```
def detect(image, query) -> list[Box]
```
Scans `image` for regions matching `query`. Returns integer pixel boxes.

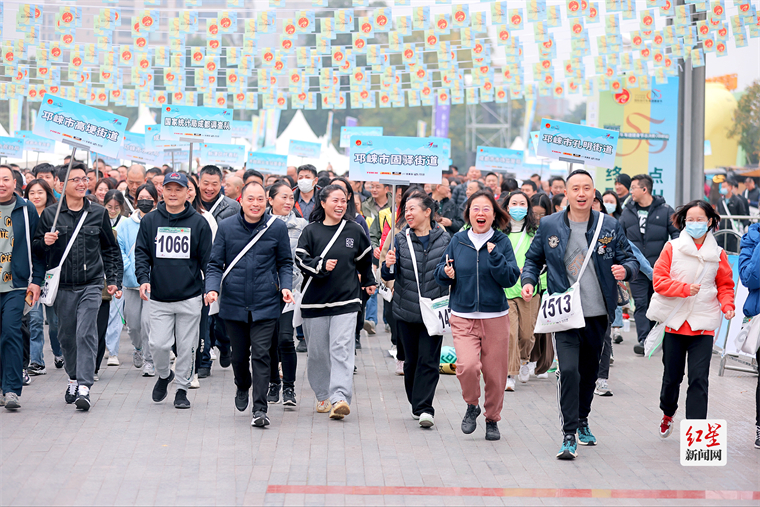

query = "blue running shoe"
[557,434,578,460]
[578,422,597,446]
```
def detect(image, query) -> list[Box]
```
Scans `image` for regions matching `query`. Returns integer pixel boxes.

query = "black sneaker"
[64,383,78,404]
[355,335,362,350]
[461,404,481,435]
[485,420,500,441]
[755,426,760,449]
[613,333,623,344]
[152,371,175,402]
[235,389,249,412]
[28,362,46,375]
[633,343,645,355]
[75,392,91,411]
[197,367,211,379]
[54,356,64,369]
[174,389,191,409]
[218,350,231,368]
[251,410,270,427]
[296,339,307,353]
[282,388,297,407]
[267,383,280,404]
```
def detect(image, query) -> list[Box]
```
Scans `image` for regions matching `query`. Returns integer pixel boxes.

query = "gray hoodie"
[274,210,307,293]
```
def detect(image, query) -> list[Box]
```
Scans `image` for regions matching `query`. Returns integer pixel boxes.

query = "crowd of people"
[0,157,758,460]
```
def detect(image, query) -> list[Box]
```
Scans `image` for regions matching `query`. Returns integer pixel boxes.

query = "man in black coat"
[618,174,679,355]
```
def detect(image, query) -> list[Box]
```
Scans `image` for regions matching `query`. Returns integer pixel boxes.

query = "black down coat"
[381,225,451,323]
[618,195,680,266]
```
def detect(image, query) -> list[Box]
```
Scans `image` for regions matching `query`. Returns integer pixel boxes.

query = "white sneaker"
[209,348,217,361]
[190,374,200,389]
[594,378,613,396]
[133,349,144,369]
[518,363,530,383]
[419,413,435,428]
[528,361,537,376]
[395,359,404,375]
[388,345,397,359]
[537,372,549,379]
[107,355,120,367]
[610,352,615,365]
[142,362,156,377]
[505,377,516,391]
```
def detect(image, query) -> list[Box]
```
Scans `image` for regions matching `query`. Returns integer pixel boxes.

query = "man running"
[521,169,639,459]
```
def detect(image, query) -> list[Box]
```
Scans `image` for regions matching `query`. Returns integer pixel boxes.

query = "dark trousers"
[0,291,26,395]
[597,323,612,380]
[385,299,405,361]
[397,320,443,416]
[95,299,109,374]
[659,332,712,419]
[269,309,297,389]
[630,277,655,344]
[226,317,277,413]
[355,290,370,338]
[756,349,760,427]
[196,304,209,371]
[554,315,608,434]
[21,313,30,368]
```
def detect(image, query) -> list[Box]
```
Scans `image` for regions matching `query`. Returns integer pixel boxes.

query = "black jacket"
[9,197,46,288]
[381,225,450,324]
[205,212,293,323]
[618,195,679,266]
[135,201,213,303]
[33,197,123,290]
[202,193,241,223]
[436,197,464,235]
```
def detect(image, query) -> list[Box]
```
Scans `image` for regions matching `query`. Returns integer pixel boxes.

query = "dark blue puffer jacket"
[521,209,640,323]
[739,223,760,317]
[205,212,293,323]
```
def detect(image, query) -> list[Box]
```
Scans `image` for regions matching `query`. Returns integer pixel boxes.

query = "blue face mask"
[685,222,708,239]
[719,186,728,196]
[509,206,528,221]
[604,202,617,215]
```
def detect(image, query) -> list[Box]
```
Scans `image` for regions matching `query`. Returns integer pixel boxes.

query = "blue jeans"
[612,306,623,328]
[105,297,124,354]
[365,291,378,324]
[29,304,60,366]
[0,291,26,395]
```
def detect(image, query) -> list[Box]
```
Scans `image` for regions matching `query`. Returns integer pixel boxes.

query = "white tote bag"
[534,214,604,334]
[292,220,346,328]
[39,211,89,307]
[405,230,451,336]
[209,217,275,316]
[735,315,760,355]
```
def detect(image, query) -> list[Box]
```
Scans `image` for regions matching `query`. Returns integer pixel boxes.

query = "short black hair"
[297,164,318,178]
[243,169,264,184]
[548,176,565,186]
[33,163,56,177]
[631,174,653,194]
[566,169,594,184]
[146,167,163,178]
[199,165,223,180]
[485,172,498,179]
[672,200,721,232]
[135,182,159,203]
[531,173,541,180]
[521,180,537,191]
[502,178,518,193]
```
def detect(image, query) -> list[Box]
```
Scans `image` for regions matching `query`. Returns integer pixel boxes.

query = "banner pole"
[51,146,77,232]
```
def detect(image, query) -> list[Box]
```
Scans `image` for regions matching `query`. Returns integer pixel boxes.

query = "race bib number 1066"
[156,227,191,259]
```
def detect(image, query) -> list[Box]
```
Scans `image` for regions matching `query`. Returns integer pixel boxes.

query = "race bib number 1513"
[156,227,191,259]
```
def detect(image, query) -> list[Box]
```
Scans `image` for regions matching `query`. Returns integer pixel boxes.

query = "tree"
[728,80,760,166]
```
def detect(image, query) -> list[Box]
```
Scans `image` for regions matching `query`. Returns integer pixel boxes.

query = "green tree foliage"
[728,80,760,166]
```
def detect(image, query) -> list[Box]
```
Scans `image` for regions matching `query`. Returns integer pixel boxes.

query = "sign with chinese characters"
[200,143,246,166]
[119,132,164,166]
[33,96,127,157]
[288,139,322,159]
[15,131,55,153]
[537,119,619,169]
[160,105,232,143]
[145,125,183,150]
[588,79,679,207]
[340,126,383,148]
[475,146,524,173]
[349,136,448,184]
[680,419,727,467]
[230,120,253,140]
[247,151,288,175]
[0,137,24,159]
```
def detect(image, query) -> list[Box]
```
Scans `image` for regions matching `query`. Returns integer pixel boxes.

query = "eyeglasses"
[69,177,90,185]
[470,206,492,214]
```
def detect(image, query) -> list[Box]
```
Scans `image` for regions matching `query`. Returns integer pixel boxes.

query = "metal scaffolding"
[464,101,512,168]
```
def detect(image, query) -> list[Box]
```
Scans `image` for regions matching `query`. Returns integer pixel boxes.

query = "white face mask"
[298,178,314,193]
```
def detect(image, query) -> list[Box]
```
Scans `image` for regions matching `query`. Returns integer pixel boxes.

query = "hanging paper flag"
[452,4,469,28]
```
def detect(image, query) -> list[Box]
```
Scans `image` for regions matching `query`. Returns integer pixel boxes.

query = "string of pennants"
[0,0,753,112]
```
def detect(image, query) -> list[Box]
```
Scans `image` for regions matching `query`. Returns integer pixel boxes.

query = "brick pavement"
[0,323,758,506]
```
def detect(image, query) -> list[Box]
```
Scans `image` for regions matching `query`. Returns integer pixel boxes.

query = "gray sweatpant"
[54,285,103,388]
[303,312,357,405]
[149,295,202,392]
[123,288,152,363]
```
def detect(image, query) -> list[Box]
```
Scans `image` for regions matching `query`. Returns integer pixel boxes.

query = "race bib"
[156,227,191,259]
[534,282,585,333]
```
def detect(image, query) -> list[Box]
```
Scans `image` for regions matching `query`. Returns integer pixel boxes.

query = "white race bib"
[156,227,191,259]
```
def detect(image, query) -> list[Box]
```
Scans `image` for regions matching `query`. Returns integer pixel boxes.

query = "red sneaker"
[660,415,674,439]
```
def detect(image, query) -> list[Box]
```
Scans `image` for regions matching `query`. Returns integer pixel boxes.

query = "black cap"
[615,173,632,190]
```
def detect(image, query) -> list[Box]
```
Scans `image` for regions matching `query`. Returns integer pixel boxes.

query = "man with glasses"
[618,174,679,355]
[33,163,123,410]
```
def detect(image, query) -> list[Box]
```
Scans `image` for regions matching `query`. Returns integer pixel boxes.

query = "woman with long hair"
[265,181,307,406]
[530,193,553,221]
[502,191,541,391]
[602,191,623,220]
[24,180,62,375]
[94,178,117,205]
[435,190,520,440]
[296,185,376,420]
[381,192,450,428]
[101,190,127,367]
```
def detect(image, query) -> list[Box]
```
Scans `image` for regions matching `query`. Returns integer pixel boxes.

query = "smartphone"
[25,290,33,307]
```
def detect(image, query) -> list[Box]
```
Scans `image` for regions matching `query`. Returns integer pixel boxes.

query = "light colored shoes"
[209,348,217,361]
[518,363,530,383]
[395,359,404,375]
[316,400,332,413]
[4,392,20,410]
[133,349,144,369]
[189,374,200,389]
[505,377,516,391]
[107,355,120,367]
[142,362,156,377]
[330,400,350,419]
[388,345,397,359]
[594,378,613,396]
[419,413,434,428]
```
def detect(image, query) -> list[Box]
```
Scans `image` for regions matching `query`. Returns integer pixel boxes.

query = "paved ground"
[1,321,758,506]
